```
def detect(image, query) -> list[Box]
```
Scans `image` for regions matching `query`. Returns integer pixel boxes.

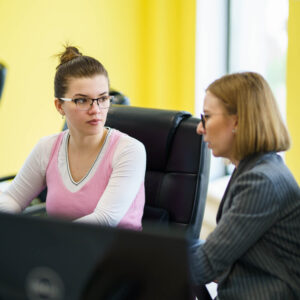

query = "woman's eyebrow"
[73,93,88,97]
[98,92,108,96]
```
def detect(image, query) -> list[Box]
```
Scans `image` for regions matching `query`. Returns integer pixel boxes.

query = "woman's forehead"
[203,91,225,112]
[66,75,109,95]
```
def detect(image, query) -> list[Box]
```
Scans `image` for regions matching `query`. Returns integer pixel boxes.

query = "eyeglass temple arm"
[59,98,72,102]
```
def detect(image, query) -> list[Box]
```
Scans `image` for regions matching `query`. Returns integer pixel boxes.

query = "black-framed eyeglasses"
[59,95,114,111]
[200,114,206,129]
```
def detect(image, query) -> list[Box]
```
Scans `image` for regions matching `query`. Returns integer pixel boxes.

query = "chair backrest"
[106,105,210,239]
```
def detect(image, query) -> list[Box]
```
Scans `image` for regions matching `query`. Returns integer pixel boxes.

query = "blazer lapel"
[216,153,264,223]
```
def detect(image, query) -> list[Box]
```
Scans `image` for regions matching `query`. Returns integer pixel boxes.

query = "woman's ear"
[232,114,238,130]
[54,98,65,116]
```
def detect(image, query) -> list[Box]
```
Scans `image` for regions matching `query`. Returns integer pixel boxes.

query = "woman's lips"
[87,119,101,125]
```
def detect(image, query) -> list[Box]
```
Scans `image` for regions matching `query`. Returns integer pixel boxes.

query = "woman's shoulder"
[248,153,291,179]
[31,131,67,161]
[240,152,285,175]
[109,128,146,151]
[107,129,146,172]
[238,152,299,197]
[35,131,66,151]
[108,128,146,165]
[38,132,63,144]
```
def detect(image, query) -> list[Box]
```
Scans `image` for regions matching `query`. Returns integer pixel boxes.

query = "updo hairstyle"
[54,46,109,98]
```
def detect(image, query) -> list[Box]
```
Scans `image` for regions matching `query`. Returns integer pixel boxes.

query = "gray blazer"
[190,152,300,300]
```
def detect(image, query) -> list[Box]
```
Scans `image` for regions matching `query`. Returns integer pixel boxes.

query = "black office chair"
[106,106,212,300]
[106,105,210,238]
[109,89,130,105]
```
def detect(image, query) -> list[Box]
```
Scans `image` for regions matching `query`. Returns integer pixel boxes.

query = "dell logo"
[26,267,64,300]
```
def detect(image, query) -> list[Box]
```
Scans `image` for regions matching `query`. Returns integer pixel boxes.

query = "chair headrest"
[106,105,191,170]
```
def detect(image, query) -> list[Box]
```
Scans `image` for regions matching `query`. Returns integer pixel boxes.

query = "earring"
[61,114,65,119]
[232,128,236,133]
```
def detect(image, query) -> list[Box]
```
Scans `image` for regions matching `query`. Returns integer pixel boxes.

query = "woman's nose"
[88,101,100,113]
[196,121,205,135]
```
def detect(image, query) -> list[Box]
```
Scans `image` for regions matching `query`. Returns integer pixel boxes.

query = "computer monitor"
[0,212,193,300]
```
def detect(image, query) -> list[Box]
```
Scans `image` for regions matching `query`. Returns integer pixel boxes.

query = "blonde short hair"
[207,72,291,161]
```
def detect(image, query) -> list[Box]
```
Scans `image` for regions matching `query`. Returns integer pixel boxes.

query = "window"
[195,0,288,179]
[229,0,288,119]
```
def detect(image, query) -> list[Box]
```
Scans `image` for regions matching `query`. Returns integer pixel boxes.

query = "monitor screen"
[0,212,193,300]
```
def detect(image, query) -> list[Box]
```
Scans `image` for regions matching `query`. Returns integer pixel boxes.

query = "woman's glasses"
[200,112,235,130]
[200,114,206,129]
[59,95,114,111]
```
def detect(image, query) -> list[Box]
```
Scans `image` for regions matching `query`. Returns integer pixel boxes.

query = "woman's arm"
[75,136,146,226]
[0,190,23,212]
[0,135,56,212]
[190,171,279,285]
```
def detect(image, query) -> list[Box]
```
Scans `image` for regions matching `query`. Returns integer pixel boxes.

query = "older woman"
[190,72,300,299]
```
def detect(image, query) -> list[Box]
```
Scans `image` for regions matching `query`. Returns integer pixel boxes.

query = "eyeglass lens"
[76,97,112,111]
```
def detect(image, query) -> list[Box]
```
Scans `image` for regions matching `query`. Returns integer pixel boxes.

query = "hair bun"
[59,46,82,65]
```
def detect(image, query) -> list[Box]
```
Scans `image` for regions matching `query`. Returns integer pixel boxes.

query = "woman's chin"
[211,149,221,158]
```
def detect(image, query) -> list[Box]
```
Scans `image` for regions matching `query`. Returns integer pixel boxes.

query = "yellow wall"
[0,0,196,176]
[286,0,300,183]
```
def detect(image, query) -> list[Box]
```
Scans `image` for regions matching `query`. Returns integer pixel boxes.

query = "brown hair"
[206,72,291,161]
[54,46,109,98]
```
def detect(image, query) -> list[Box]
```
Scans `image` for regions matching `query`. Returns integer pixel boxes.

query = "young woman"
[190,72,300,299]
[0,46,146,230]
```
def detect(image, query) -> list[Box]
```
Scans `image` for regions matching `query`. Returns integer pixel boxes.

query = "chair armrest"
[23,203,46,217]
[0,175,15,182]
[142,205,169,223]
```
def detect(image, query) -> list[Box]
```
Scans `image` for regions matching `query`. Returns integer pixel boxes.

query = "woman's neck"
[226,155,239,168]
[232,159,239,167]
[68,128,108,154]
